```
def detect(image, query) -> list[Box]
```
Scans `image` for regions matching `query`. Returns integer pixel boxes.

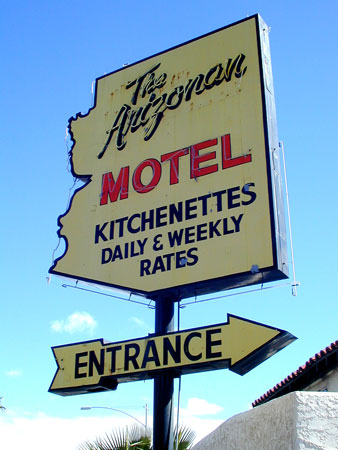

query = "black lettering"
[222,218,234,235]
[231,214,243,232]
[113,106,132,151]
[196,223,208,241]
[153,234,163,252]
[198,193,212,215]
[141,209,154,231]
[106,346,122,372]
[204,64,223,89]
[185,198,198,220]
[227,186,241,209]
[140,259,151,276]
[124,242,129,259]
[184,74,205,101]
[152,255,166,274]
[140,72,156,99]
[127,214,141,234]
[242,183,256,205]
[130,106,144,133]
[187,247,199,266]
[98,104,131,158]
[109,221,115,240]
[115,216,128,237]
[168,229,184,247]
[163,336,181,365]
[169,202,183,224]
[101,248,112,264]
[114,104,132,151]
[141,72,156,98]
[74,352,88,379]
[184,332,202,361]
[111,245,123,262]
[138,238,147,255]
[212,190,227,212]
[234,53,247,78]
[95,222,108,244]
[223,57,238,82]
[206,329,222,359]
[89,349,105,376]
[155,72,167,90]
[100,55,247,153]
[176,250,188,268]
[209,220,222,238]
[163,253,175,270]
[141,340,160,368]
[139,94,154,125]
[166,86,184,110]
[156,206,168,227]
[185,226,195,244]
[124,343,140,370]
[144,94,167,141]
[126,63,162,105]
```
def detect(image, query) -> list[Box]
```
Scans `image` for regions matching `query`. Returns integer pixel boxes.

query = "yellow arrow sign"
[49,314,296,396]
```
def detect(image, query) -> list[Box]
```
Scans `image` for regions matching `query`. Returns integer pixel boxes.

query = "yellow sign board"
[50,15,288,298]
[49,314,296,396]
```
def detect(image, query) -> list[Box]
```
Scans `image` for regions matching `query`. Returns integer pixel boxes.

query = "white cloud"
[51,312,97,335]
[181,397,224,416]
[180,416,223,442]
[0,408,223,449]
[0,413,114,450]
[129,316,144,327]
[129,316,147,328]
[5,370,22,377]
[175,398,224,444]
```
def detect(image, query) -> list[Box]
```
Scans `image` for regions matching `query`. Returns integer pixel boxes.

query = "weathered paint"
[50,14,288,299]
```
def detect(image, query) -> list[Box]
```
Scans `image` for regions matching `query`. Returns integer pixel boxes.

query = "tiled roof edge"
[252,340,338,407]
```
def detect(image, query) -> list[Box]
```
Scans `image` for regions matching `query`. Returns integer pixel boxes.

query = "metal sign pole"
[153,297,175,450]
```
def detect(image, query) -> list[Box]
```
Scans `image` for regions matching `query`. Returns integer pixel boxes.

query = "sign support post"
[153,297,175,450]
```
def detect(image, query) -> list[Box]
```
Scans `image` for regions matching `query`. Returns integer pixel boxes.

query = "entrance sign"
[49,314,295,396]
[49,14,288,299]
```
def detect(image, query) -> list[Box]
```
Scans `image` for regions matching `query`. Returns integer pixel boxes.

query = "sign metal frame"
[49,14,288,301]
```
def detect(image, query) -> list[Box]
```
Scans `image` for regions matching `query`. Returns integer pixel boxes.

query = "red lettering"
[100,167,129,205]
[221,134,252,169]
[161,148,189,185]
[99,133,250,204]
[133,158,162,194]
[190,138,218,179]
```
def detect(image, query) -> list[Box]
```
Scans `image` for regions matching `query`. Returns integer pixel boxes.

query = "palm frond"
[77,422,195,450]
[77,441,99,450]
[173,423,196,450]
[97,427,127,450]
[77,424,151,450]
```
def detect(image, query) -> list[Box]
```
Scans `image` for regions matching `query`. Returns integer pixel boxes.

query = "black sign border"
[49,14,288,301]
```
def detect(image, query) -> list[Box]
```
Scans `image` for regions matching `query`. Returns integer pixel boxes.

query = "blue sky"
[1,0,338,448]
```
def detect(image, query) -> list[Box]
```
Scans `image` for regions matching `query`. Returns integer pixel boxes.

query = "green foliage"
[173,423,196,450]
[78,424,151,450]
[77,423,195,450]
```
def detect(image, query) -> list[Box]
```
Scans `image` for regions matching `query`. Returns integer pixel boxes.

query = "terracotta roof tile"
[252,340,338,407]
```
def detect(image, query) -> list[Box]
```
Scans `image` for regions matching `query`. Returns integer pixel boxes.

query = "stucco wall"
[192,391,338,450]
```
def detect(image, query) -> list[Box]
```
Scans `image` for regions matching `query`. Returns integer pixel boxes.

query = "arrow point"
[226,315,296,375]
